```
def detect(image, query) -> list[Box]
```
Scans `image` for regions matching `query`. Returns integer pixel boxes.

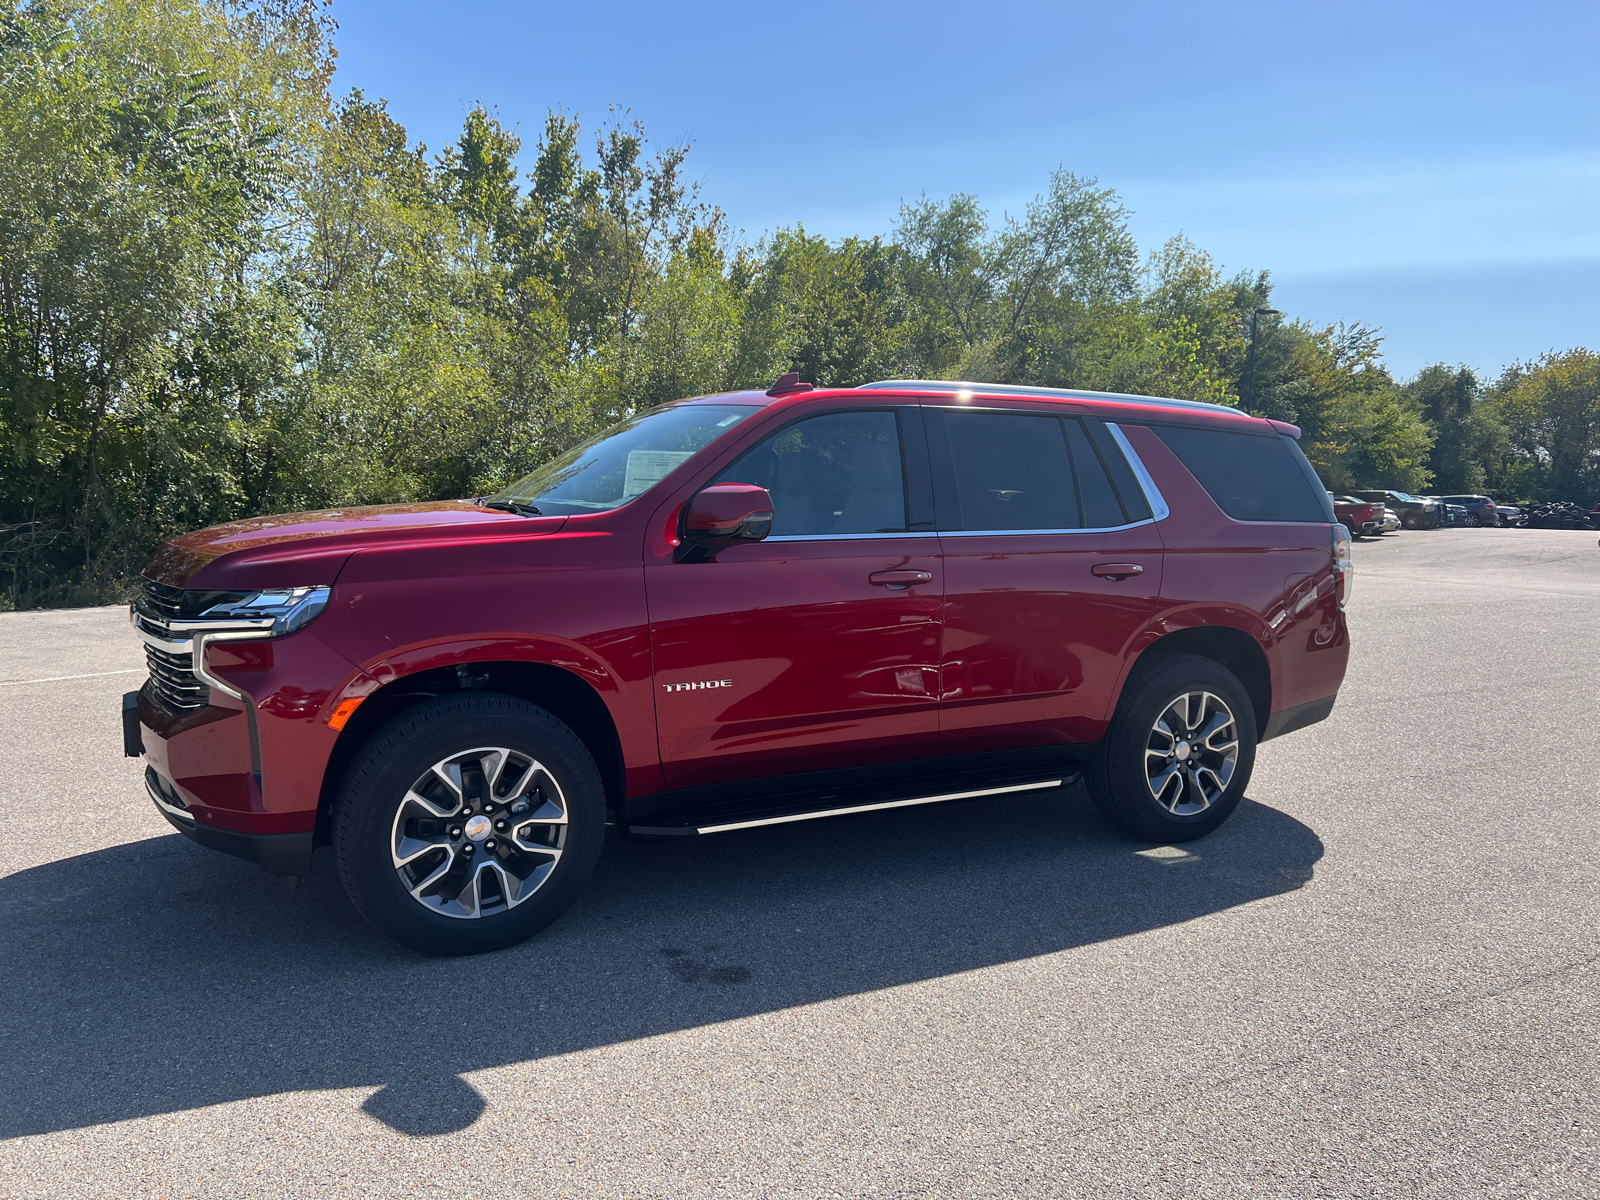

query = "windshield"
[489,404,759,515]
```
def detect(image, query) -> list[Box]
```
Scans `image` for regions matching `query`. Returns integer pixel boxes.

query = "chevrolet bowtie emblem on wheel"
[662,679,733,693]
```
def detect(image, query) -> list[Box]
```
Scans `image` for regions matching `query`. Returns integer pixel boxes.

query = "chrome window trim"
[765,525,1154,540]
[1105,423,1170,522]
[940,522,1154,538]
[763,531,939,543]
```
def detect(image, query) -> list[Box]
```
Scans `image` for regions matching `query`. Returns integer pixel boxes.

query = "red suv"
[125,377,1352,954]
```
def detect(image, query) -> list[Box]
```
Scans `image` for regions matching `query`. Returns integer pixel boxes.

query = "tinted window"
[1063,419,1128,528]
[941,412,1079,531]
[716,410,906,536]
[1154,425,1330,522]
[1088,421,1155,522]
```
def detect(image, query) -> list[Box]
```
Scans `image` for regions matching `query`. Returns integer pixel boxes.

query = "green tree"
[1403,364,1504,494]
[0,0,331,605]
[1488,349,1600,505]
[750,228,912,387]
[896,169,1138,384]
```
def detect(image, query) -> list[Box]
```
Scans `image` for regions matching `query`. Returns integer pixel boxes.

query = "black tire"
[334,693,606,955]
[1340,519,1359,538]
[1086,654,1257,843]
[1401,513,1419,529]
[1469,514,1484,527]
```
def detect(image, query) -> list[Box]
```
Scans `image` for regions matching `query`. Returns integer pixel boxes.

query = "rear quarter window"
[1153,424,1333,523]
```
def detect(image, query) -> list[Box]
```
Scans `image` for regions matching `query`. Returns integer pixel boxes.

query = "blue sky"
[329,0,1597,380]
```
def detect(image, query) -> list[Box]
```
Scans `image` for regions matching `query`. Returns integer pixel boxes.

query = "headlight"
[198,585,332,635]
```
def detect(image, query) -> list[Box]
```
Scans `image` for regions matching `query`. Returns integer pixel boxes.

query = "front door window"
[716,409,907,536]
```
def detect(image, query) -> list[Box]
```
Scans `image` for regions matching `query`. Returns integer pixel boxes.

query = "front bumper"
[125,626,366,869]
[145,764,314,876]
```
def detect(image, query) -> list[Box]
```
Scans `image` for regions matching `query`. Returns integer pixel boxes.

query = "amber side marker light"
[328,696,366,731]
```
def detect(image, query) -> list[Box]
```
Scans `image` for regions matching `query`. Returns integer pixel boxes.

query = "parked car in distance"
[1375,508,1400,535]
[1329,493,1383,537]
[1434,494,1501,527]
[126,376,1353,955]
[1443,502,1472,526]
[1351,489,1443,529]
[1493,502,1525,527]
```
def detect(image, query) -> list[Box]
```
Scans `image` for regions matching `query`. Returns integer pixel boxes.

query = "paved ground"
[1,529,1596,1199]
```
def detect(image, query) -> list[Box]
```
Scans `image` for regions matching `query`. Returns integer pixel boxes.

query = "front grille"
[145,643,208,710]
[137,577,249,622]
[141,577,187,622]
[135,578,260,712]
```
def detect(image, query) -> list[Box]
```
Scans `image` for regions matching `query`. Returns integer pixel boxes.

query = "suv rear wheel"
[334,693,605,955]
[1087,654,1256,842]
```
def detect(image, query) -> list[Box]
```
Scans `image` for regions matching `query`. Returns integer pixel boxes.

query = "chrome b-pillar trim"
[1105,423,1171,522]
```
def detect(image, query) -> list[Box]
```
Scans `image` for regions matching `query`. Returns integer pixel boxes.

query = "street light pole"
[1246,307,1282,411]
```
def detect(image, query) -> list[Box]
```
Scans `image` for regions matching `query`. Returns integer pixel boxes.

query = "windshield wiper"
[473,497,543,516]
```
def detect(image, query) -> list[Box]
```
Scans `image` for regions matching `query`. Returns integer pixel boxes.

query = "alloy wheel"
[390,747,567,919]
[1144,691,1240,816]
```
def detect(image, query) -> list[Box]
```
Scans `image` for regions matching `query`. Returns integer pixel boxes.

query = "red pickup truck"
[1330,494,1384,537]
[126,377,1352,954]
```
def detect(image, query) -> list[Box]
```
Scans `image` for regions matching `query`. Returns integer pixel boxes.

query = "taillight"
[1332,523,1354,609]
[1485,502,1496,510]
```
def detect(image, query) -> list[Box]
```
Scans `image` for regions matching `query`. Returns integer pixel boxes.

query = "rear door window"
[1153,425,1332,522]
[1063,418,1128,528]
[928,409,1150,531]
[941,411,1079,531]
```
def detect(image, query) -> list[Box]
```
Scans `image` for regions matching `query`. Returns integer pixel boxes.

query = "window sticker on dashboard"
[623,450,695,498]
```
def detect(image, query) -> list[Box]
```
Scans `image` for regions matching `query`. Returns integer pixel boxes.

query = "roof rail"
[858,379,1246,418]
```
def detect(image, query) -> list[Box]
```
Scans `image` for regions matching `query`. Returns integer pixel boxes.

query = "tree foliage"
[1486,350,1600,506]
[2,0,1592,608]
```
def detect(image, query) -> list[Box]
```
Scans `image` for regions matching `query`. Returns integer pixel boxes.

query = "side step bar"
[629,776,1070,838]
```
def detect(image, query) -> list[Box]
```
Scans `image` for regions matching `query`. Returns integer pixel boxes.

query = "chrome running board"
[630,776,1068,837]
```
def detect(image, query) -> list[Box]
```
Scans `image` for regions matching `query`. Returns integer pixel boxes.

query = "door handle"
[1091,563,1144,580]
[869,569,933,589]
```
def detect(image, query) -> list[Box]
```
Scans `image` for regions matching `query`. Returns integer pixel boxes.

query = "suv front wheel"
[1087,654,1257,842]
[334,693,606,955]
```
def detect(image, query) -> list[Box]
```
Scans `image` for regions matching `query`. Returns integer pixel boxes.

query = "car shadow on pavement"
[0,787,1321,1140]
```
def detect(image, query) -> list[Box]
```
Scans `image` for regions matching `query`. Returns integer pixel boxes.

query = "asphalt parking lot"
[1,529,1596,1198]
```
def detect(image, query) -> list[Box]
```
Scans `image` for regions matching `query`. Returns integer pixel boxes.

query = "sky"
[328,0,1598,381]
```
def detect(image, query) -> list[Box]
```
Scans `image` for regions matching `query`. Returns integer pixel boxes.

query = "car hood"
[143,501,568,591]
